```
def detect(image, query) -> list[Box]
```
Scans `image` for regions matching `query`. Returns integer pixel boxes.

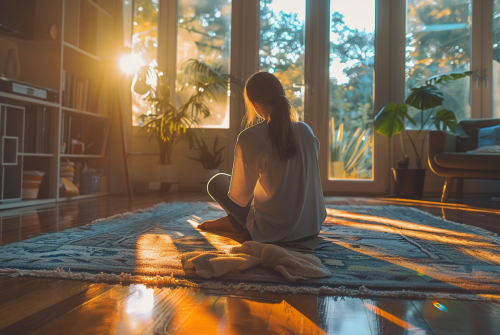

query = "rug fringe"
[90,201,169,224]
[1,268,498,301]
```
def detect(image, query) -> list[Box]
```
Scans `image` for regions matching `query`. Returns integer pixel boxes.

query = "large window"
[130,0,231,127]
[328,1,375,180]
[259,0,306,118]
[131,0,159,126]
[493,0,500,118]
[176,0,232,128]
[405,0,472,125]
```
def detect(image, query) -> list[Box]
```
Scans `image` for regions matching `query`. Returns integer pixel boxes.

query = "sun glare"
[120,54,145,74]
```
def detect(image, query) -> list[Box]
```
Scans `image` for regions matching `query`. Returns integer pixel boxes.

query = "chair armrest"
[428,131,458,176]
[428,130,458,155]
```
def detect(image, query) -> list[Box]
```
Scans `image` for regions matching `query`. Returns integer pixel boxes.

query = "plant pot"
[200,169,219,193]
[392,168,426,199]
[150,164,179,193]
[330,161,345,179]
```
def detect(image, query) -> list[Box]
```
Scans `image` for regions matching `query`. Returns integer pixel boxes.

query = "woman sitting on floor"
[198,71,326,242]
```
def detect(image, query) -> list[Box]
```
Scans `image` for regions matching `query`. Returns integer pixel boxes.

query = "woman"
[198,72,326,243]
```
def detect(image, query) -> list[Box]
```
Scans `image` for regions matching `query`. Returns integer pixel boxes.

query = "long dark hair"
[243,72,299,161]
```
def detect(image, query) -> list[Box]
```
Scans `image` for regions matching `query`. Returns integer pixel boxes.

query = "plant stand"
[392,168,426,199]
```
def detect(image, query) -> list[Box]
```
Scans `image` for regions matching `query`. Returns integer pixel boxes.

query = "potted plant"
[137,67,197,192]
[136,59,243,192]
[189,135,226,193]
[374,71,471,198]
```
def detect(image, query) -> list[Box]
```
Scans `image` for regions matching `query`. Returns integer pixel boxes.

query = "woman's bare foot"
[197,216,240,233]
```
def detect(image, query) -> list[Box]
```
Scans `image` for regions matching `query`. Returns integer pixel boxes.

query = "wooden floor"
[0,192,499,334]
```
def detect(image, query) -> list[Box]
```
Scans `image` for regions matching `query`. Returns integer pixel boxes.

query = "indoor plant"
[330,119,372,179]
[136,59,242,192]
[374,71,471,198]
[189,135,226,192]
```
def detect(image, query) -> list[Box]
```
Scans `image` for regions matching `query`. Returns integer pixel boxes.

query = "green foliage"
[406,1,472,123]
[132,0,159,66]
[432,109,457,131]
[259,0,306,116]
[374,103,415,138]
[189,135,226,169]
[374,70,472,169]
[330,120,372,178]
[138,67,198,165]
[426,71,473,85]
[329,12,374,140]
[432,108,470,137]
[405,85,444,111]
[138,60,243,165]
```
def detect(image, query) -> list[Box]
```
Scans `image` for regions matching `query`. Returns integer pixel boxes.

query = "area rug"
[1,202,500,298]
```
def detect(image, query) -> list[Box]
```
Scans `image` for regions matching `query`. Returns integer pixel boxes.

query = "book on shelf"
[60,112,109,155]
[24,107,51,154]
[62,70,94,112]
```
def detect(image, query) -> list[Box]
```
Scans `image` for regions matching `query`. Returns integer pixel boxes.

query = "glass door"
[487,0,500,118]
[259,0,307,119]
[319,0,390,194]
[327,0,376,181]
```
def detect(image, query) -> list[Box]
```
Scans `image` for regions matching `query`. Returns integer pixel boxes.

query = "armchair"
[428,119,500,202]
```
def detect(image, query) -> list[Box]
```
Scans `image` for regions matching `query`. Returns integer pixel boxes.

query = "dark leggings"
[207,173,252,233]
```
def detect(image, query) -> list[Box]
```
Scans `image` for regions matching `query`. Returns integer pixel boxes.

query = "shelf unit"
[0,0,120,210]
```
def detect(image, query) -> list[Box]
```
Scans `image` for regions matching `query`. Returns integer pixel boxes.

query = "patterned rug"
[1,202,500,296]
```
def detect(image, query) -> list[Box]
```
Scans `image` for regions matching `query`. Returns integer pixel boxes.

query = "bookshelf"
[0,0,120,210]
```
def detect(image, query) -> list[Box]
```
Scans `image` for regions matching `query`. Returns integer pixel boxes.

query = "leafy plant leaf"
[405,84,444,110]
[432,109,457,131]
[374,103,408,138]
[425,71,473,85]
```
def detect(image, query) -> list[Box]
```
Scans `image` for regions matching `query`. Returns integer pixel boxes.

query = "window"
[493,0,500,118]
[405,0,472,125]
[328,0,375,180]
[176,0,232,128]
[259,0,306,118]
[131,0,159,126]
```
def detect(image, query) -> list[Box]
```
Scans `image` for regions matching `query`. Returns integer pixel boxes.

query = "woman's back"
[230,121,326,242]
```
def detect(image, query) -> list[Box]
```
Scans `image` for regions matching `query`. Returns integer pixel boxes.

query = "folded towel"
[181,241,331,282]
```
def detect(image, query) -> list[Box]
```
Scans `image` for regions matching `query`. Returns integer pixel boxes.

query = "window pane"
[259,0,306,118]
[176,0,232,128]
[406,0,472,126]
[493,0,500,118]
[328,1,375,180]
[131,0,159,126]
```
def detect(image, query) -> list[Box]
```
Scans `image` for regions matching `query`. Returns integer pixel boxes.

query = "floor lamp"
[93,60,134,199]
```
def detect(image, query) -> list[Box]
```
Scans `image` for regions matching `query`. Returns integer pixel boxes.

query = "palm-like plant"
[137,59,243,165]
[189,135,226,169]
[330,118,373,178]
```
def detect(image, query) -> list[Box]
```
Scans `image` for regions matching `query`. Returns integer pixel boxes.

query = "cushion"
[434,152,500,171]
[467,145,500,153]
[457,119,500,151]
[457,136,477,152]
[478,124,500,147]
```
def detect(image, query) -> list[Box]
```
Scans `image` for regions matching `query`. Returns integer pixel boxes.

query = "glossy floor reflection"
[20,283,499,334]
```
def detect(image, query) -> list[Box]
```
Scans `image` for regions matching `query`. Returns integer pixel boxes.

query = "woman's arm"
[227,133,261,207]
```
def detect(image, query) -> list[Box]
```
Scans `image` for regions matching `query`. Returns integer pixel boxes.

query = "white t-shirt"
[228,121,327,242]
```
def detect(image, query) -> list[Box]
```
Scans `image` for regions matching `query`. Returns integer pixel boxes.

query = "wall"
[129,128,233,191]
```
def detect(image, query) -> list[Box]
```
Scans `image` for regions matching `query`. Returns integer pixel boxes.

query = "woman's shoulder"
[295,121,315,136]
[237,121,268,143]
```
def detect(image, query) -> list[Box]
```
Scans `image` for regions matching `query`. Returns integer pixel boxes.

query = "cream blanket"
[181,241,331,282]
